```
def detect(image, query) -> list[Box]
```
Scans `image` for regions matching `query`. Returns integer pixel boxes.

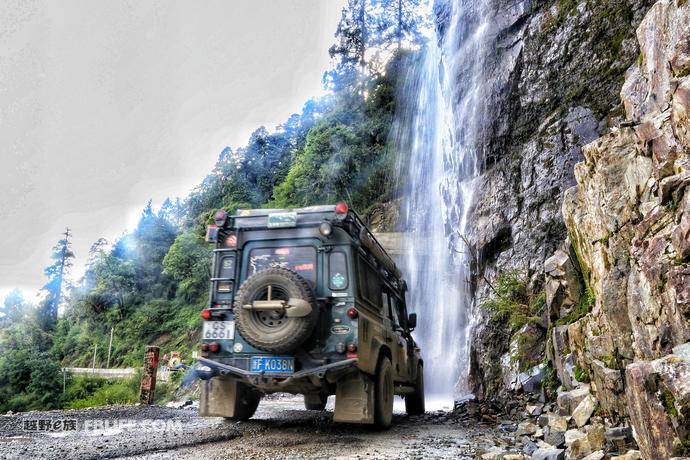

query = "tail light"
[347,308,358,319]
[335,202,349,214]
[200,309,212,320]
[209,342,220,353]
[214,210,228,226]
[347,343,357,353]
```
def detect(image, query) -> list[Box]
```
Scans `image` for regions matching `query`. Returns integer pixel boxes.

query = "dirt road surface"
[0,396,520,459]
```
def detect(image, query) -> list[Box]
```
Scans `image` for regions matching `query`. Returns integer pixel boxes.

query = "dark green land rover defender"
[196,203,424,427]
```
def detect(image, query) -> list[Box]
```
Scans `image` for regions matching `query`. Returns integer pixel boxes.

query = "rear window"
[329,252,348,290]
[247,246,317,286]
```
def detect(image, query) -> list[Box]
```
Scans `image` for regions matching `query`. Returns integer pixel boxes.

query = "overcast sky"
[0,0,346,303]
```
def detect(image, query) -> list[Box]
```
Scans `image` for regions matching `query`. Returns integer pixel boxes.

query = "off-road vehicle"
[195,203,424,427]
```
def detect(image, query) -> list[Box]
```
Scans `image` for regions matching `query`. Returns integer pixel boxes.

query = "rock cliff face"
[467,0,655,400]
[467,0,690,457]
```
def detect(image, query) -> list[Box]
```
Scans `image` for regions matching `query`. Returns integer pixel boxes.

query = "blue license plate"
[250,356,295,374]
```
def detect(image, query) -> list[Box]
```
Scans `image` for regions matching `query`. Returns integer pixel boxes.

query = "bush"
[482,272,544,330]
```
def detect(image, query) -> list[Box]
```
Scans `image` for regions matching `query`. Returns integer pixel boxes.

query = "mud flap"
[199,376,243,418]
[333,371,374,424]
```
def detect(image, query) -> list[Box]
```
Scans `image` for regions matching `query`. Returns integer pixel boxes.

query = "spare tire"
[234,267,317,353]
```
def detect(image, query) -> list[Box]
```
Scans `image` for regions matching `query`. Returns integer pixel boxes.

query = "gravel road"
[0,396,522,459]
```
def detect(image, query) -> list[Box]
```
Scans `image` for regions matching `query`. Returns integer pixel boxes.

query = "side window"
[390,295,404,329]
[357,256,381,309]
[329,252,348,290]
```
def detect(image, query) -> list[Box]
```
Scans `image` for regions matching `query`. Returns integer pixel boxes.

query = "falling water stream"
[395,0,492,406]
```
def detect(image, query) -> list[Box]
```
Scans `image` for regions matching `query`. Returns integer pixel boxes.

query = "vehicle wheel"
[374,356,394,428]
[405,364,425,416]
[226,381,261,421]
[304,393,328,411]
[234,267,317,353]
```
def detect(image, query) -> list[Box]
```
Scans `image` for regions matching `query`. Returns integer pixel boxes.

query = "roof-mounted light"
[335,202,349,215]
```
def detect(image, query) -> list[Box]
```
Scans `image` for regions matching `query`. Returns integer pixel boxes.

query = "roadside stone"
[530,447,565,460]
[503,454,525,460]
[547,413,569,432]
[481,448,505,460]
[585,423,606,452]
[605,426,633,453]
[564,429,586,447]
[556,387,590,416]
[543,430,565,448]
[523,441,539,456]
[517,421,538,436]
[610,450,642,460]
[538,414,549,427]
[526,404,543,416]
[581,451,605,460]
[571,395,596,427]
[533,427,544,439]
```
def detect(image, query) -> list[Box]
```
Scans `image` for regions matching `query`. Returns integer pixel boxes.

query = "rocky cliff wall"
[546,0,690,456]
[466,0,655,399]
[467,0,689,457]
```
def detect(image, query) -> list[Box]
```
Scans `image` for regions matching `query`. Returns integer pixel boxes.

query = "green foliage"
[481,272,543,330]
[556,286,595,326]
[163,231,211,302]
[0,349,64,412]
[65,376,139,409]
[660,387,678,418]
[574,365,590,383]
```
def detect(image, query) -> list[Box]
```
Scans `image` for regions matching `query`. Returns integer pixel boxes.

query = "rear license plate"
[267,212,297,228]
[250,356,295,374]
[202,321,235,340]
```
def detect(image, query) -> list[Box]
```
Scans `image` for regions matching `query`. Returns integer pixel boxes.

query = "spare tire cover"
[234,267,317,353]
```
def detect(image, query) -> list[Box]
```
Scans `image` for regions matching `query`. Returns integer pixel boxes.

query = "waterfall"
[394,0,492,405]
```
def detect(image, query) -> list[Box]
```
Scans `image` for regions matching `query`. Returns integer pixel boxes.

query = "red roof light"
[335,202,349,214]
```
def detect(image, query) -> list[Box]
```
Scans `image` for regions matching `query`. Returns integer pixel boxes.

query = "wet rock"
[530,447,565,460]
[571,395,596,427]
[625,353,690,460]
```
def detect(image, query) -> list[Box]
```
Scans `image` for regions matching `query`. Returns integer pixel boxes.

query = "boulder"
[517,421,539,436]
[571,395,597,427]
[581,451,605,460]
[564,429,586,447]
[625,354,690,460]
[610,451,642,460]
[504,455,526,460]
[547,413,569,432]
[605,426,634,454]
[556,386,590,415]
[543,430,565,448]
[530,447,565,460]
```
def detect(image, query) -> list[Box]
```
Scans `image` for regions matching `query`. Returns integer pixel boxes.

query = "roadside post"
[139,346,160,404]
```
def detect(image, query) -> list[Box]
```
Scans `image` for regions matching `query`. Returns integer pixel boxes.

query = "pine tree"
[40,228,74,330]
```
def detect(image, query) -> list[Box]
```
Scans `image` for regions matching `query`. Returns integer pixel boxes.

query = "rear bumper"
[195,357,358,391]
